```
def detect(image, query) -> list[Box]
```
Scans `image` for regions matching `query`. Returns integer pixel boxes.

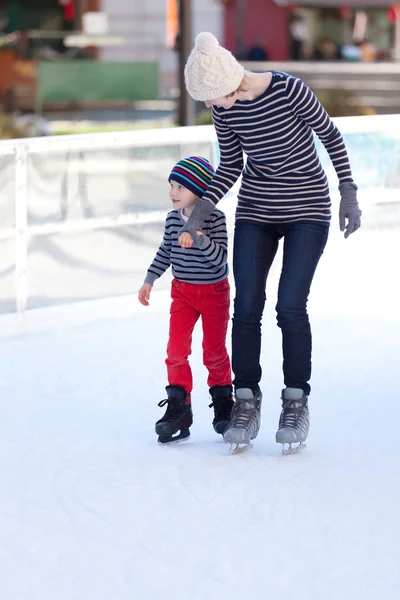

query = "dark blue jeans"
[232,220,329,395]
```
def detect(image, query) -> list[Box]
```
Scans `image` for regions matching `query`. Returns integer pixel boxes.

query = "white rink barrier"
[0,114,399,313]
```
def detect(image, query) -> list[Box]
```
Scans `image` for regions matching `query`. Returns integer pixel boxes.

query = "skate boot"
[275,388,309,455]
[156,385,193,444]
[223,388,262,454]
[208,385,234,435]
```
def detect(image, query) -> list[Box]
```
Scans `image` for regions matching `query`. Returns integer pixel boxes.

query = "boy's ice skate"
[156,385,193,444]
[223,388,262,454]
[208,385,234,435]
[276,388,309,455]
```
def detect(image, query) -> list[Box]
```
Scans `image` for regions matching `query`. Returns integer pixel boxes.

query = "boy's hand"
[178,232,194,248]
[178,230,203,248]
[138,283,152,306]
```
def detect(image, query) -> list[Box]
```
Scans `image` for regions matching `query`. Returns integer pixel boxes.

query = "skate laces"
[208,397,232,420]
[280,399,307,429]
[158,397,182,421]
[230,399,259,430]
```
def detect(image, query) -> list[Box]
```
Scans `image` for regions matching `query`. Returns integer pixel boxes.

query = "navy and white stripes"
[145,209,228,285]
[203,71,354,224]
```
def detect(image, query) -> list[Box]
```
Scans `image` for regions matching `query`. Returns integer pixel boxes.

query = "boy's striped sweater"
[145,208,228,285]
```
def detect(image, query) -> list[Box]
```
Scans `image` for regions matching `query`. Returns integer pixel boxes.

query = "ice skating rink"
[0,201,399,600]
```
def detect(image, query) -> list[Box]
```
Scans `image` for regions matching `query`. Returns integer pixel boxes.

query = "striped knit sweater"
[145,208,228,285]
[204,71,354,224]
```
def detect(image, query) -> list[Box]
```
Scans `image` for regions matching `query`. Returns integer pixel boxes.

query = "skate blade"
[157,427,190,445]
[229,442,253,455]
[281,442,306,455]
[158,436,189,446]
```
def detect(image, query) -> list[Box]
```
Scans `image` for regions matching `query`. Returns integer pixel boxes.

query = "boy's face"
[169,180,197,210]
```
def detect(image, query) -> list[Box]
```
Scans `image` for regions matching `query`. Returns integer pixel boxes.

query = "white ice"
[0,201,399,600]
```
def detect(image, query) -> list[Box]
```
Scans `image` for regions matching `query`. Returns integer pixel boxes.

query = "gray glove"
[338,182,362,239]
[178,197,215,239]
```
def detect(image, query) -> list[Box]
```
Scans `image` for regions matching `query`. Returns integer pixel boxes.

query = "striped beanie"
[168,156,214,198]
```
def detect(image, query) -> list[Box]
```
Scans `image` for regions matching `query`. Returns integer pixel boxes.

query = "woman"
[179,32,361,452]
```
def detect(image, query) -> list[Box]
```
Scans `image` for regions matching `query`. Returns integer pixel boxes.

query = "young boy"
[138,156,233,444]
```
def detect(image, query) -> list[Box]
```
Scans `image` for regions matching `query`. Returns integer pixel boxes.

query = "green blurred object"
[37,61,159,108]
[195,110,213,126]
[316,89,375,118]
[5,1,22,33]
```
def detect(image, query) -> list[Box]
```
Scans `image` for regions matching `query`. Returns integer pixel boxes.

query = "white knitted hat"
[184,32,245,101]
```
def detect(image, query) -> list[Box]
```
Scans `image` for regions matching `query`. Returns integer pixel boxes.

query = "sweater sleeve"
[285,76,354,184]
[144,218,171,284]
[193,211,228,269]
[200,108,244,207]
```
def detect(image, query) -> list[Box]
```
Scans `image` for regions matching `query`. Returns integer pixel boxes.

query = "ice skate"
[223,388,262,454]
[275,388,309,455]
[208,385,234,435]
[156,385,193,444]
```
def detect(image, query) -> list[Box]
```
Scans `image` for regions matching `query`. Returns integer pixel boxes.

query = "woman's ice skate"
[275,389,309,455]
[223,389,262,454]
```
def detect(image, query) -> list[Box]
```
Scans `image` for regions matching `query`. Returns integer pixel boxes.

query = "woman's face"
[204,91,238,110]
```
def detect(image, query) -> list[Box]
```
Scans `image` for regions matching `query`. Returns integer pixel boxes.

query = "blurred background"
[0,0,400,138]
[0,0,399,315]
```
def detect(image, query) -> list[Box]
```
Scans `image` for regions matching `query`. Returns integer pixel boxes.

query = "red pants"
[166,278,232,393]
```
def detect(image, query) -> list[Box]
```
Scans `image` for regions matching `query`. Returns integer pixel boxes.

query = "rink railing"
[0,113,399,313]
[0,125,220,313]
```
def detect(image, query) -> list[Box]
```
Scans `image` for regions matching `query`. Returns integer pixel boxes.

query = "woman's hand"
[339,182,362,238]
